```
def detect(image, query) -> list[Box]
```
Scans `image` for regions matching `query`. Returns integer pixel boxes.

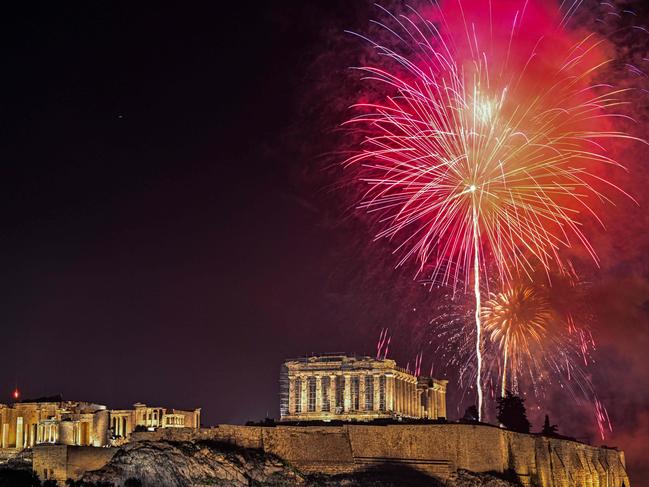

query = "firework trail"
[343,0,641,419]
[376,327,391,359]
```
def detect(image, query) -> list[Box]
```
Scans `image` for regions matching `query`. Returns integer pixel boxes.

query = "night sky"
[1,0,648,482]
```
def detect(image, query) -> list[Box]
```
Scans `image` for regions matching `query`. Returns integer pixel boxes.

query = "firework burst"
[426,270,612,438]
[343,0,641,418]
[482,285,552,396]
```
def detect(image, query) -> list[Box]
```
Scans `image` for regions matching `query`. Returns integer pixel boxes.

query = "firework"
[482,285,552,396]
[343,1,639,419]
[426,270,612,438]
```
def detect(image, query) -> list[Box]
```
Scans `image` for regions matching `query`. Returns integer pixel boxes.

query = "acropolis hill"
[0,355,630,487]
[87,422,629,487]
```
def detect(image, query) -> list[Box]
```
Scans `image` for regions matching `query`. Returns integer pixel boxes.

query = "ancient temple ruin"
[0,395,200,452]
[280,355,447,421]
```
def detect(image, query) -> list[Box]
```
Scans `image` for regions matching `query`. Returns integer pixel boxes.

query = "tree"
[541,414,558,436]
[496,391,531,433]
[462,405,479,422]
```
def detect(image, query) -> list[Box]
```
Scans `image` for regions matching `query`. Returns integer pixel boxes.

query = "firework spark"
[343,1,640,419]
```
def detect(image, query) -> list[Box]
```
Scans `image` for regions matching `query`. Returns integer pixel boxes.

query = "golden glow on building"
[0,397,200,451]
[280,355,447,422]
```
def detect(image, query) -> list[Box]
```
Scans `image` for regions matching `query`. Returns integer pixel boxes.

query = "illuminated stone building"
[0,396,200,451]
[280,355,447,421]
[110,402,201,440]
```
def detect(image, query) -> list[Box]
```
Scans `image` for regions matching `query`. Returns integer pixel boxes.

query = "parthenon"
[280,355,447,421]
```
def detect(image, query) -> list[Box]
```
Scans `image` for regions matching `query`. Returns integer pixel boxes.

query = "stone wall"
[33,445,117,484]
[92,410,110,447]
[33,445,68,484]
[131,424,628,487]
[39,424,630,486]
[67,446,117,481]
[264,426,355,475]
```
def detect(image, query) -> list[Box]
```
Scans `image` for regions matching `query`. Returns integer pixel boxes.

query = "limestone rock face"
[81,440,307,487]
[81,440,519,487]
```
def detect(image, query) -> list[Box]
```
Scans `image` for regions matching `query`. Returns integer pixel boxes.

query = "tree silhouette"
[541,414,558,436]
[462,405,479,422]
[496,391,531,433]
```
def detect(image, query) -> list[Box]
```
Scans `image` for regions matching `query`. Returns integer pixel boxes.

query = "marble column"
[396,379,402,414]
[406,380,412,416]
[288,378,295,414]
[359,374,366,411]
[394,379,399,413]
[300,376,308,414]
[343,374,351,412]
[387,375,395,411]
[431,385,439,419]
[315,376,322,412]
[404,381,409,416]
[413,382,418,417]
[438,386,447,419]
[373,375,380,411]
[330,375,337,412]
[414,386,419,417]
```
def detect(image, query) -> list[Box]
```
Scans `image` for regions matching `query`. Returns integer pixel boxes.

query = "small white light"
[469,184,477,193]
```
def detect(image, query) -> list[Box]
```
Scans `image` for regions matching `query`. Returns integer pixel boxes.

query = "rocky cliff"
[81,439,518,487]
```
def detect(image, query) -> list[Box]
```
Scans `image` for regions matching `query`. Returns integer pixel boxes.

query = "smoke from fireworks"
[342,0,640,419]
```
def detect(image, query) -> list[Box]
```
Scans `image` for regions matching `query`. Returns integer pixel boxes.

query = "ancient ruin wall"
[33,445,67,484]
[114,424,632,487]
[142,424,629,487]
[33,445,117,483]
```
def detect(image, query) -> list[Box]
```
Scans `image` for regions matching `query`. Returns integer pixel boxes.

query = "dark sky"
[0,0,389,423]
[1,0,648,482]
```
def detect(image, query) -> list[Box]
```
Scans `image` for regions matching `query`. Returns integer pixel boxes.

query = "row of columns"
[425,384,447,419]
[165,415,184,426]
[394,375,419,417]
[394,377,448,419]
[13,418,38,448]
[137,408,163,427]
[289,373,393,415]
[36,423,58,444]
[287,371,446,419]
[112,416,129,437]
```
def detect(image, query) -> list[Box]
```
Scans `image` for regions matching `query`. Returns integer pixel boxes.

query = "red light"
[12,389,19,400]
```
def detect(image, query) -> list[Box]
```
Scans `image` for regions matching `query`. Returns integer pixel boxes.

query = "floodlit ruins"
[0,395,200,451]
[280,355,448,421]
